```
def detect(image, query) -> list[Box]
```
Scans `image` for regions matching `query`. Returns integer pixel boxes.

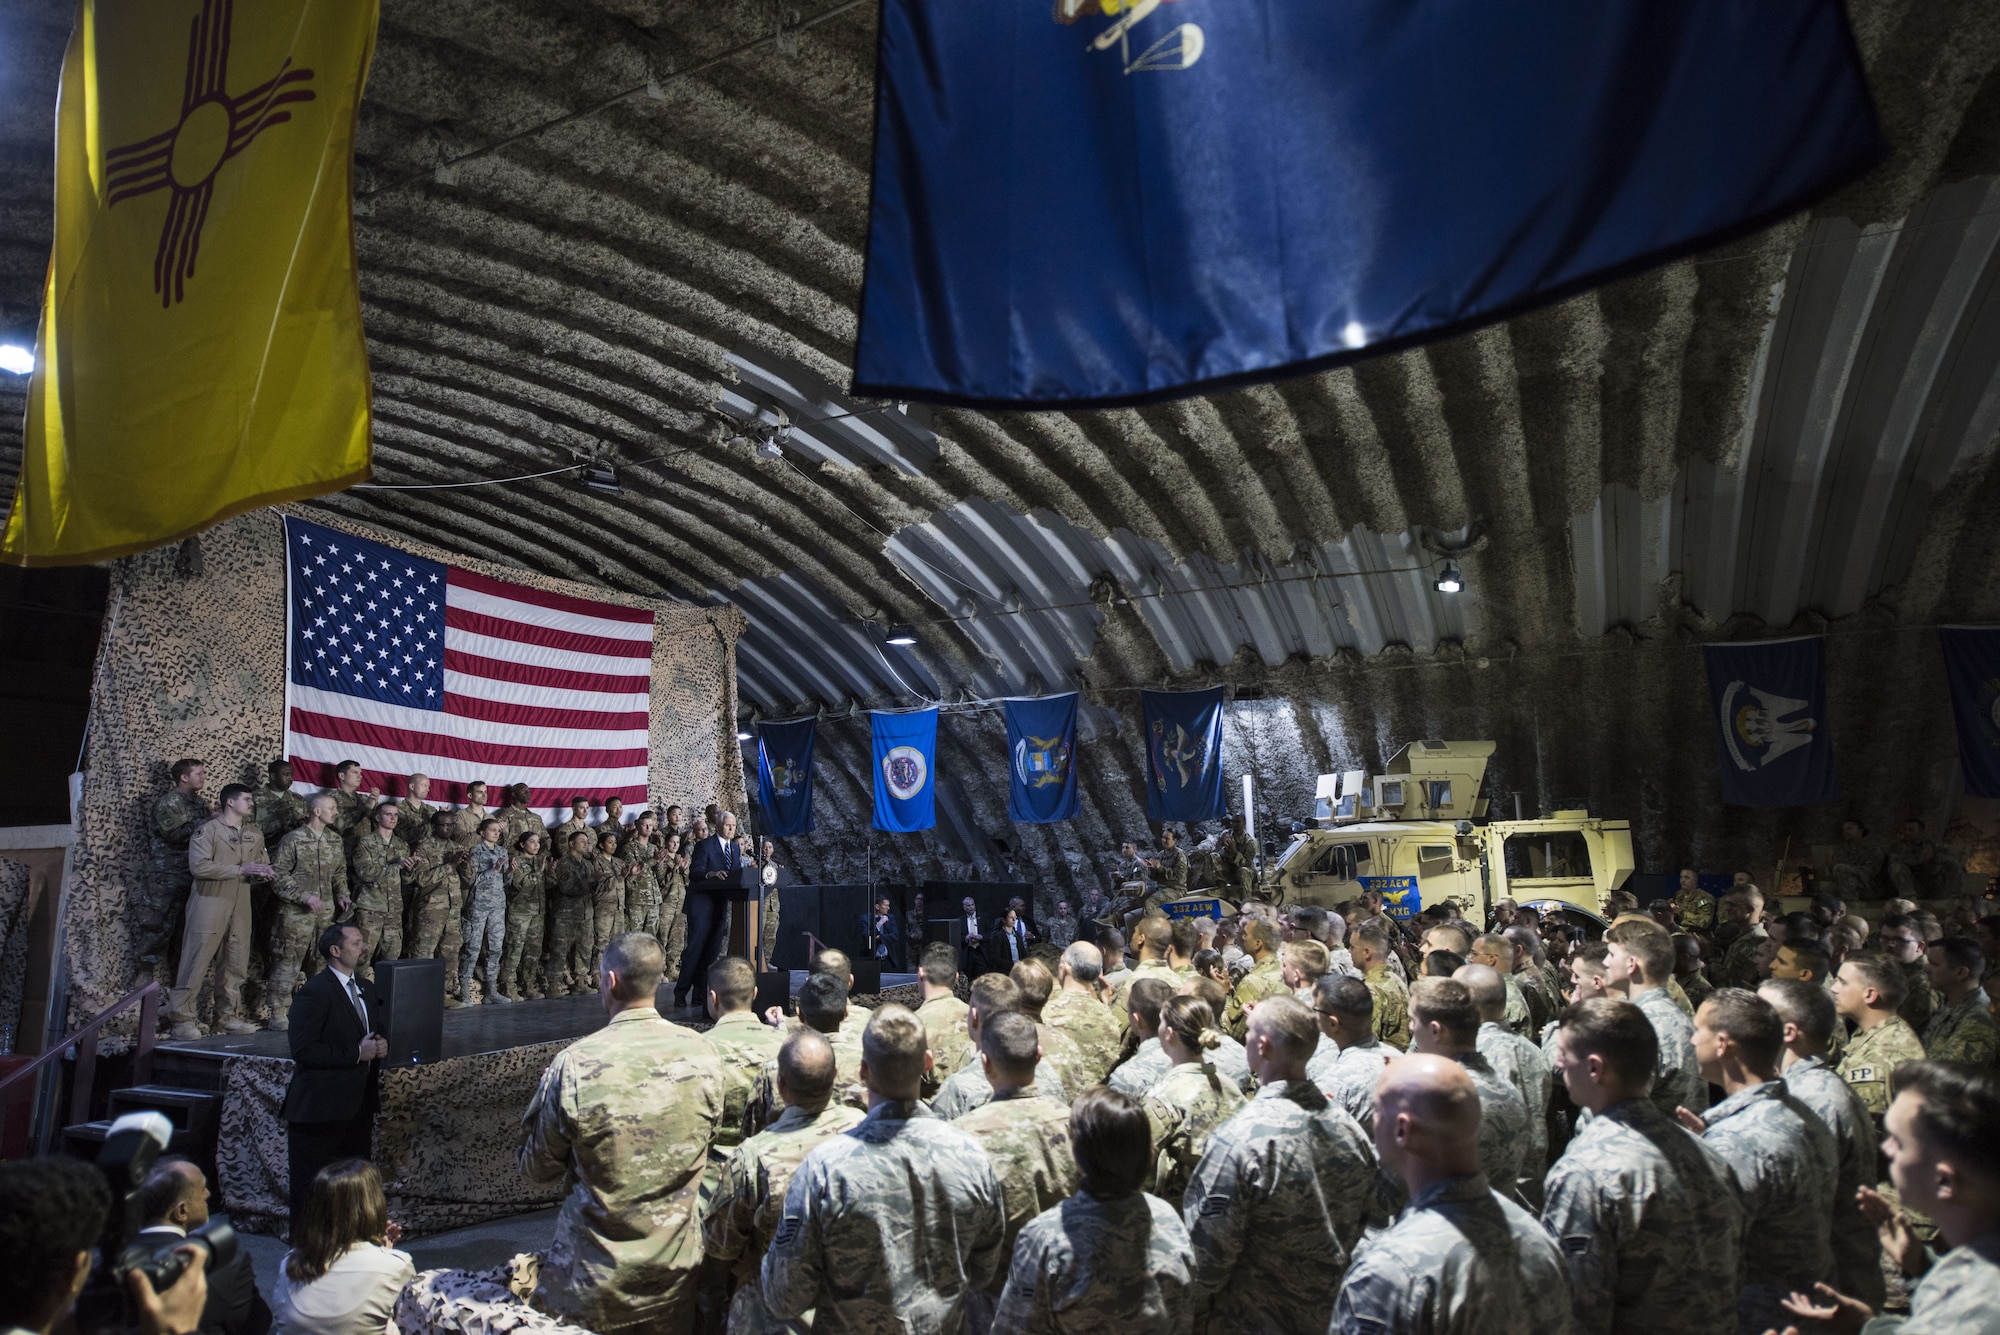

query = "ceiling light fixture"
[1434,562,1463,594]
[736,728,753,741]
[0,344,33,376]
[884,625,918,646]
[580,465,622,496]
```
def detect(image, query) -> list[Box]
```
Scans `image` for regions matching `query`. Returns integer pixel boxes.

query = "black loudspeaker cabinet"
[373,958,445,1066]
[772,887,820,972]
[754,970,793,1020]
[850,961,882,996]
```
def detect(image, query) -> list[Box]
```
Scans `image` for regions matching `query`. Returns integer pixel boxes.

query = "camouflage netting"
[66,508,746,1027]
[0,859,30,1047]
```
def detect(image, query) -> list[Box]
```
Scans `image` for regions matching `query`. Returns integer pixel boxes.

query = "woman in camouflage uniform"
[589,828,631,975]
[622,816,663,940]
[1142,995,1247,1207]
[659,831,690,977]
[501,829,550,999]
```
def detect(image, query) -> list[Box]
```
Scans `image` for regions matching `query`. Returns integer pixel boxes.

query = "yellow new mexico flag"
[3,0,378,566]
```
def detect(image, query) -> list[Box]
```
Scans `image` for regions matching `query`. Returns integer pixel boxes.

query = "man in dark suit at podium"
[673,809,742,1012]
[281,923,386,1222]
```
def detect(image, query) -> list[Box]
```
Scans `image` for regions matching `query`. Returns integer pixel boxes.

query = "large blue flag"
[872,708,938,832]
[1006,694,1080,824]
[1143,687,1225,823]
[854,1,1881,408]
[756,716,817,837]
[1702,638,1837,808]
[1938,628,2000,799]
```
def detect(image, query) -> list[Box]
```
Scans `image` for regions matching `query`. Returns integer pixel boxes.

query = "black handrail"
[0,980,161,1154]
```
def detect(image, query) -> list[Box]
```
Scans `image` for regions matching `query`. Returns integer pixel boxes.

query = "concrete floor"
[234,1207,560,1304]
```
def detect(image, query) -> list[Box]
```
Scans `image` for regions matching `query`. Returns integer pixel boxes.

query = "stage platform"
[180,975,918,1240]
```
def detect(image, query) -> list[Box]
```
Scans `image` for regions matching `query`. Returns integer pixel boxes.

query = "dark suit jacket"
[137,1226,272,1335]
[688,834,742,890]
[985,920,1029,972]
[281,968,383,1125]
[858,911,901,959]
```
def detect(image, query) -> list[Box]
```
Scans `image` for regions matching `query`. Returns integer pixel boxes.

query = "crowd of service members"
[385,880,2000,1335]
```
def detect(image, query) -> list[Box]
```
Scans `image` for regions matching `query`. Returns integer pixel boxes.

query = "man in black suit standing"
[281,923,386,1224]
[859,894,901,968]
[138,1159,271,1335]
[672,809,742,1012]
[957,895,986,979]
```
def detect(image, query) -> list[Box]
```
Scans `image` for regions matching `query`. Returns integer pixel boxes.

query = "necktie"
[346,978,369,1033]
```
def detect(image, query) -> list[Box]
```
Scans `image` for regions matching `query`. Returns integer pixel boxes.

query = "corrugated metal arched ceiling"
[5,0,2000,891]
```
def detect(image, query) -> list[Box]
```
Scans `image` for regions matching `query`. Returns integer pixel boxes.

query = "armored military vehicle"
[1169,741,1634,930]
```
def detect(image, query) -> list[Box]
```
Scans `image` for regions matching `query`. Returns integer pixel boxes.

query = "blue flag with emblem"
[1005,694,1080,823]
[872,708,938,832]
[1702,638,1837,808]
[853,0,1882,408]
[1938,628,2000,799]
[1143,687,1225,822]
[756,716,817,837]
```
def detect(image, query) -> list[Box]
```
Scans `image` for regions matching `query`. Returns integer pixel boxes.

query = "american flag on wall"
[283,516,654,810]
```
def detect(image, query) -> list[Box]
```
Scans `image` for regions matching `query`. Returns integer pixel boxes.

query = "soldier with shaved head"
[1333,1055,1572,1334]
[1046,941,1123,1085]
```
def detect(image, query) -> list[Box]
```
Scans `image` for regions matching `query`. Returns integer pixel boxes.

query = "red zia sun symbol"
[102,0,316,307]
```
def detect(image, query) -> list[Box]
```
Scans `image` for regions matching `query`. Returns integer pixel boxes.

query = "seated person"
[272,1160,413,1335]
[139,1157,271,1335]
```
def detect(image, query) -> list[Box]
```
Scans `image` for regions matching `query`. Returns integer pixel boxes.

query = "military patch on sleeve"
[1846,1066,1876,1084]
[1562,1234,1592,1256]
[774,1215,803,1246]
[1198,1194,1232,1218]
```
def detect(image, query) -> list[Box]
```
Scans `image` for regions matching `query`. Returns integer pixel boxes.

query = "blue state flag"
[756,716,817,837]
[854,1,1882,408]
[1006,694,1080,824]
[1702,638,1837,808]
[1143,687,1225,823]
[872,708,938,832]
[1938,628,2000,799]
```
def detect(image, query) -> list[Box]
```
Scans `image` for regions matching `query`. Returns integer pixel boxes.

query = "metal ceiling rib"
[1570,175,2000,636]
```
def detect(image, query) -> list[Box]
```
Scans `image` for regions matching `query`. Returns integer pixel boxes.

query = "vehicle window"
[1503,832,1591,879]
[1303,841,1370,880]
[1417,844,1453,865]
[1425,781,1452,808]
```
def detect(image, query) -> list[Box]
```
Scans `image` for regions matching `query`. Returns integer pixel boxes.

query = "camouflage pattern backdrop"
[64,508,746,1026]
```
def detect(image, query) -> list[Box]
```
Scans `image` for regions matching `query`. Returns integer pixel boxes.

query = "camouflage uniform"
[1044,988,1124,1087]
[547,815,592,849]
[1634,985,1709,1118]
[139,788,209,966]
[325,788,378,845]
[1901,960,1939,1035]
[1838,1015,1927,1131]
[760,882,781,968]
[1333,1173,1573,1335]
[617,838,659,939]
[1184,1081,1377,1334]
[1717,924,1767,991]
[1109,1037,1174,1099]
[405,836,462,967]
[745,1024,869,1137]
[1922,993,2000,1066]
[1155,845,1189,898]
[1144,1060,1249,1207]
[1111,959,1181,1036]
[760,1099,1007,1334]
[1698,1079,1839,1335]
[439,807,485,985]
[519,1008,724,1334]
[1044,913,1077,951]
[993,1189,1196,1335]
[658,855,689,979]
[1783,1055,1888,1310]
[1500,973,1535,1037]
[544,851,597,995]
[1898,1233,2000,1334]
[459,841,510,1002]
[348,828,407,980]
[1477,1021,1552,1186]
[392,796,435,851]
[589,850,629,973]
[496,801,544,851]
[700,1101,867,1335]
[1449,1050,1531,1208]
[254,784,309,847]
[268,825,347,1010]
[699,1009,785,1196]
[930,1054,1067,1121]
[1306,1037,1394,1133]
[1036,1020,1093,1104]
[1671,885,1716,931]
[501,848,550,999]
[1539,1097,1744,1335]
[1362,965,1411,1050]
[915,994,974,1094]
[954,1086,1079,1302]
[1222,954,1287,1041]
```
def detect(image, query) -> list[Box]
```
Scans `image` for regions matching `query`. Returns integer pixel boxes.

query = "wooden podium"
[724,865,789,972]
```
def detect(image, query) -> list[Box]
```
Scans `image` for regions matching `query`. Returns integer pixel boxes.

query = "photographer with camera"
[138,1160,271,1335]
[0,1152,209,1335]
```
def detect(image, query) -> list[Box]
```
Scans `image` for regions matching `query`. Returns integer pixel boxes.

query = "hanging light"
[884,625,917,646]
[1434,562,1463,594]
[0,344,33,375]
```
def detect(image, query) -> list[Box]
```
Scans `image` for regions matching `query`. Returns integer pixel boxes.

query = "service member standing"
[589,829,632,975]
[519,934,724,1334]
[141,758,211,971]
[1044,943,1123,1086]
[1352,923,1410,1050]
[322,759,380,845]
[1604,920,1708,1118]
[405,812,466,988]
[1541,998,1743,1335]
[254,760,309,847]
[658,831,690,979]
[458,818,512,1006]
[1143,996,1247,1206]
[1222,920,1287,1041]
[500,830,550,1000]
[347,803,413,980]
[392,773,436,852]
[545,830,599,996]
[762,1006,1006,1334]
[266,793,350,1029]
[1408,978,1531,1207]
[165,783,274,1040]
[1833,952,1929,1133]
[699,958,785,1194]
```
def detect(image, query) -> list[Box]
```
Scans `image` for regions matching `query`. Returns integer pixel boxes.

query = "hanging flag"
[872,708,938,832]
[853,0,1882,408]
[757,716,818,837]
[1938,628,2000,799]
[1005,694,1080,824]
[282,517,653,810]
[4,0,378,566]
[1143,687,1225,822]
[1702,638,1837,808]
